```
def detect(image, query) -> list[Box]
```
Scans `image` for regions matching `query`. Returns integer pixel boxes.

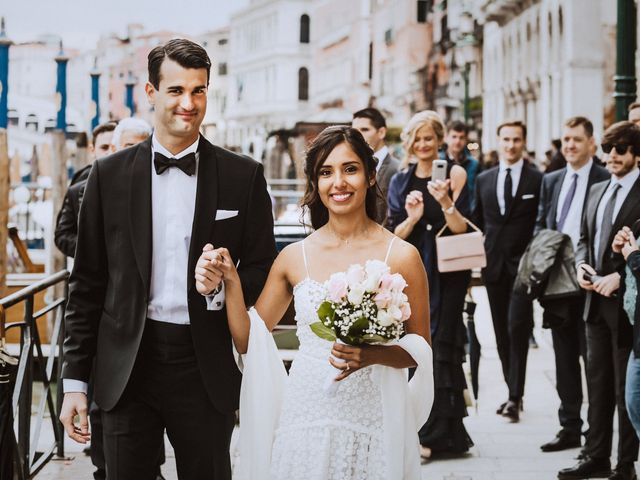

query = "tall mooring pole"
[615,0,637,121]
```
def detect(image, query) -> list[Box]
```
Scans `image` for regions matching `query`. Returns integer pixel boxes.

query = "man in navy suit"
[473,120,542,422]
[535,116,609,452]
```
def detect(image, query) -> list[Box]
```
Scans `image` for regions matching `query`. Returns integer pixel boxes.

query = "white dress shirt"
[555,160,593,251]
[594,168,640,262]
[374,145,389,174]
[497,158,524,215]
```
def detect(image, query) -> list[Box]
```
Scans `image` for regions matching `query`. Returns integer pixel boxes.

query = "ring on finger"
[345,362,350,371]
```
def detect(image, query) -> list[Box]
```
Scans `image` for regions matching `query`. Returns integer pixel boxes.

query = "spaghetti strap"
[384,236,396,264]
[301,240,310,278]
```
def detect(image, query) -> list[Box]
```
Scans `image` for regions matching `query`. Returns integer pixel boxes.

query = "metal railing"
[0,270,69,479]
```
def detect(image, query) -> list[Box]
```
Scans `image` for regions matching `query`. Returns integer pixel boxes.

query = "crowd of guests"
[56,99,640,479]
[352,105,640,480]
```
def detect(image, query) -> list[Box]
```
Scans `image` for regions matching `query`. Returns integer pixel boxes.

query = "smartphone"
[583,272,603,284]
[432,159,448,182]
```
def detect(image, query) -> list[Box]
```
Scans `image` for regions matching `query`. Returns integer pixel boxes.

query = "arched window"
[298,67,309,101]
[300,14,310,43]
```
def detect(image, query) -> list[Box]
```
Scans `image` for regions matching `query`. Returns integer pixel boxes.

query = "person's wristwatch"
[442,204,455,215]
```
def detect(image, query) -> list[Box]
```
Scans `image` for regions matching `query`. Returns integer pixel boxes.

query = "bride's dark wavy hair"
[301,125,381,230]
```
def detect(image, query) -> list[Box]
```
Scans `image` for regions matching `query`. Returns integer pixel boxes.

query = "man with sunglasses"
[559,121,640,480]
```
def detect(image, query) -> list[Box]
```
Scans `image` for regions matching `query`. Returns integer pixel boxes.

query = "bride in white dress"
[199,126,434,480]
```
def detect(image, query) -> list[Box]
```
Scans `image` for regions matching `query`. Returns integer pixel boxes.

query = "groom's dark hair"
[147,38,211,89]
[302,126,381,229]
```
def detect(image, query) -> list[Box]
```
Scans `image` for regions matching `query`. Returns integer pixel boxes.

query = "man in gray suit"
[352,107,400,224]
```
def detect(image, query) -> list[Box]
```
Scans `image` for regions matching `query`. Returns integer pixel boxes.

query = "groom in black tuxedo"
[59,39,277,480]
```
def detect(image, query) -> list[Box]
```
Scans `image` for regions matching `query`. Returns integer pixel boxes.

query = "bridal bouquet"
[310,260,411,346]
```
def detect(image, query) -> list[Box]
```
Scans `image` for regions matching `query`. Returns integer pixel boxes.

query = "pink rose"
[400,302,411,321]
[390,273,407,291]
[327,273,348,303]
[380,272,394,291]
[374,291,393,309]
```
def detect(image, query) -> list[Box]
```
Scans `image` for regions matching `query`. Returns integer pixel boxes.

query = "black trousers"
[584,296,639,464]
[101,320,235,480]
[549,297,586,435]
[485,273,534,400]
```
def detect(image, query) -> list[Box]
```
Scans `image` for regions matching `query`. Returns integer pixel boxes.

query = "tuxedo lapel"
[612,177,640,236]
[187,137,219,293]
[487,168,501,219]
[129,137,153,295]
[549,169,567,229]
[587,181,609,252]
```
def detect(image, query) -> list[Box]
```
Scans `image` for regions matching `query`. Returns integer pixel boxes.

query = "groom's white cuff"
[205,281,226,311]
[63,379,89,394]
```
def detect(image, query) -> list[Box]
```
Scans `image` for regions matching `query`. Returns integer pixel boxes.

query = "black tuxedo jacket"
[62,136,277,413]
[472,162,543,283]
[576,175,640,322]
[535,163,610,234]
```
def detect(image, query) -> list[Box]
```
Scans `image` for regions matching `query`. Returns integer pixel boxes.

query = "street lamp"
[457,35,477,125]
[55,40,69,132]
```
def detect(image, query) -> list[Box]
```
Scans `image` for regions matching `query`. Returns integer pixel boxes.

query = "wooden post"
[49,130,67,290]
[0,129,8,298]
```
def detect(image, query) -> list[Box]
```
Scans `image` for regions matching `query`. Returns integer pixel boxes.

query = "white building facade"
[479,0,615,157]
[226,0,313,155]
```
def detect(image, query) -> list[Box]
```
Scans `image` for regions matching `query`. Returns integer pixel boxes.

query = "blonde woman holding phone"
[386,110,474,458]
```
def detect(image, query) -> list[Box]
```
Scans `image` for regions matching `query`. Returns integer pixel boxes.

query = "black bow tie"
[153,152,196,176]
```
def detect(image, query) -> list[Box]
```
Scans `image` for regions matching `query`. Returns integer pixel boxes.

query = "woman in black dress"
[387,110,473,457]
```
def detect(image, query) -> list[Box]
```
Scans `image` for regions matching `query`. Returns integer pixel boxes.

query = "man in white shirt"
[473,121,543,423]
[560,121,640,480]
[352,107,400,223]
[535,116,609,453]
[59,39,276,480]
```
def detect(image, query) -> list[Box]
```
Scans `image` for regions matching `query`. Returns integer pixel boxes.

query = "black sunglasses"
[602,143,631,155]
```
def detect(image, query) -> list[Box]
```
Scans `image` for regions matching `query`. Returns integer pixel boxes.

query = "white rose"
[377,309,394,327]
[346,264,366,289]
[388,304,402,321]
[364,260,389,291]
[347,284,366,305]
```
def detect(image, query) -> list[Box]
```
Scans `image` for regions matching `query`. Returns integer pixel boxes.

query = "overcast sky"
[2,0,249,48]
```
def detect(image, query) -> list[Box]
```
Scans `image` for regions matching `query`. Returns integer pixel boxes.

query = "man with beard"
[559,121,640,480]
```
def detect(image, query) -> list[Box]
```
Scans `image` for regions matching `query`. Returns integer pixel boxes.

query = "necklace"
[327,223,380,246]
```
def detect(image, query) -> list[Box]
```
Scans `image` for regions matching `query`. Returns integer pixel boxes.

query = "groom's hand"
[59,392,91,444]
[195,243,225,295]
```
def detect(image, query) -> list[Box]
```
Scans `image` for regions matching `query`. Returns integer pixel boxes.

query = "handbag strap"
[436,216,482,238]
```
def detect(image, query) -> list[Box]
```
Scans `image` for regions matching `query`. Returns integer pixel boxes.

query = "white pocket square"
[215,209,238,221]
[521,194,535,200]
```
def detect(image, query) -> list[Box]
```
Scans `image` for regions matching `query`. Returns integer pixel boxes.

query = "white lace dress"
[269,278,386,480]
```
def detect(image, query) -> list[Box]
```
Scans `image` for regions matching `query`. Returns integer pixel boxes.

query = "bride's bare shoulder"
[387,237,423,272]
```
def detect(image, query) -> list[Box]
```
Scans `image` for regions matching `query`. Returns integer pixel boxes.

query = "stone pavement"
[36,286,636,479]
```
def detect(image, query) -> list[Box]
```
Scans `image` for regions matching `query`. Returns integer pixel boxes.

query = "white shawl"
[234,308,434,480]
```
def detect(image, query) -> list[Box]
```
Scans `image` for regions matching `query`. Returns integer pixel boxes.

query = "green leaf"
[310,321,337,342]
[348,317,370,337]
[317,301,335,323]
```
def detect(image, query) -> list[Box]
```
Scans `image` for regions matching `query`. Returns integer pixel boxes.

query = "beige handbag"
[435,218,487,272]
